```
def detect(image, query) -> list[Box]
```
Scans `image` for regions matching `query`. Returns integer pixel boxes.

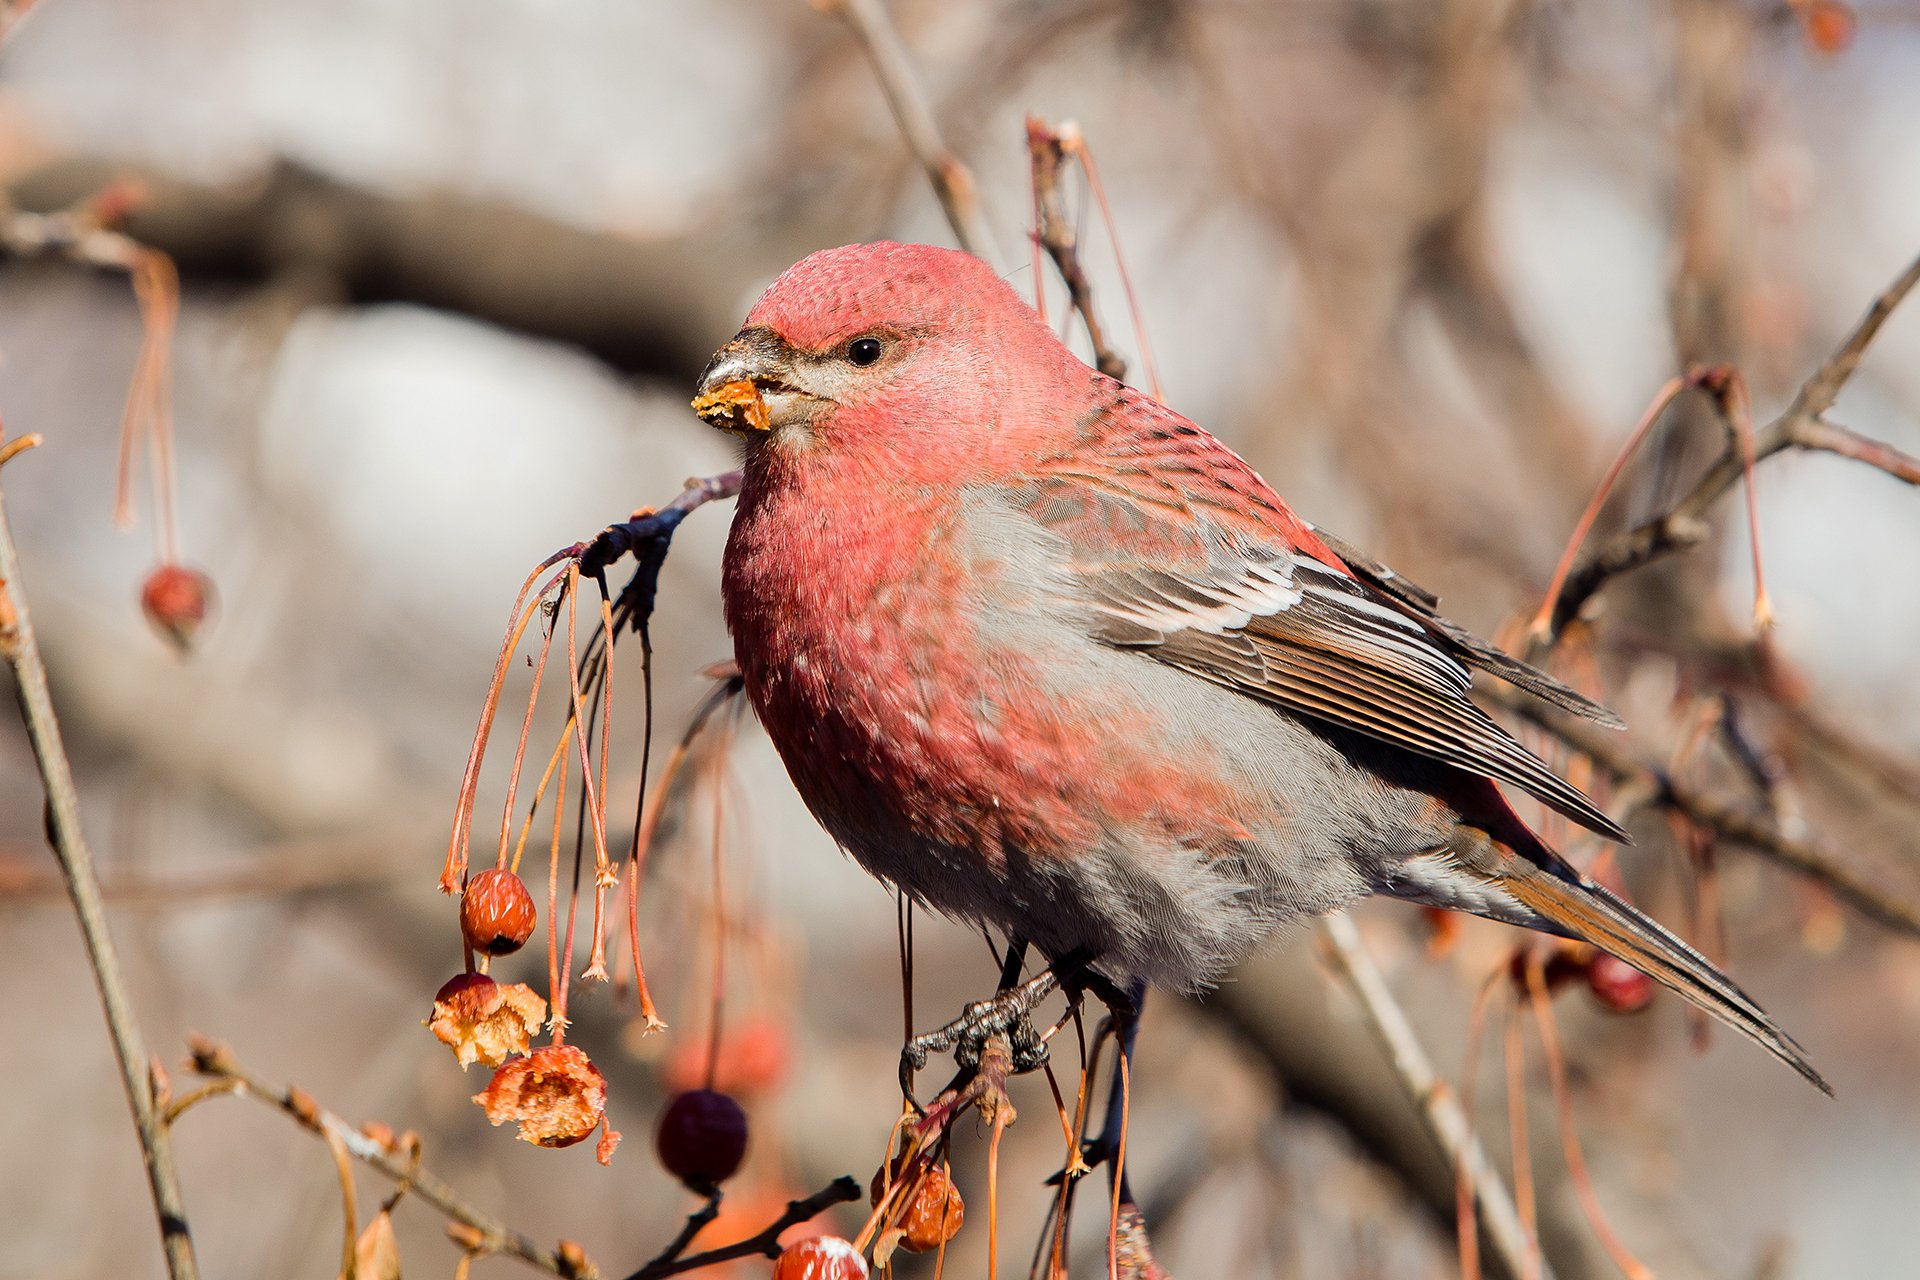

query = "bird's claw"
[898,969,1060,1101]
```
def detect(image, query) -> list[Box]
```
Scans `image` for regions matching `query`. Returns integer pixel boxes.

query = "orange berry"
[460,868,536,955]
[771,1237,868,1280]
[655,1089,748,1190]
[1802,1,1855,55]
[1586,954,1655,1013]
[140,564,214,651]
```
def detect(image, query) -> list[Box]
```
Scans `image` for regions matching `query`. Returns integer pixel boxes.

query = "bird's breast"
[720,475,1263,868]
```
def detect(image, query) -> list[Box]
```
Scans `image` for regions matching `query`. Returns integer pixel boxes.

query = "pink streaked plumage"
[699,241,1825,1091]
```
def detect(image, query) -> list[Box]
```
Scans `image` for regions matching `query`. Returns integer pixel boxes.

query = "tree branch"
[185,1038,598,1278]
[1543,249,1920,640]
[1495,687,1920,937]
[5,158,773,380]
[0,428,200,1280]
[822,0,993,262]
[617,1177,862,1280]
[1318,914,1552,1280]
[1027,118,1128,381]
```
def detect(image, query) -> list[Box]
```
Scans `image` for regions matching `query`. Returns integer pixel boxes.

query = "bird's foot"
[899,968,1061,1100]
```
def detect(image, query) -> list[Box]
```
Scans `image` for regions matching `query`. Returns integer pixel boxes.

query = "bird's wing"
[1304,524,1625,728]
[997,385,1628,843]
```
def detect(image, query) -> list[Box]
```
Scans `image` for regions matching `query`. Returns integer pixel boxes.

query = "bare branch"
[1496,689,1920,938]
[823,0,992,261]
[1543,248,1920,641]
[619,1178,862,1280]
[1791,417,1920,486]
[185,1039,597,1278]
[1787,251,1920,422]
[1317,914,1552,1280]
[0,427,201,1280]
[1027,117,1128,381]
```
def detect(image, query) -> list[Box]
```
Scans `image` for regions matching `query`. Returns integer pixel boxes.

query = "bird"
[691,239,1826,1093]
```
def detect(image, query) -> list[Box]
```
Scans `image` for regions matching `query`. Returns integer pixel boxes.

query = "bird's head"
[692,242,1086,472]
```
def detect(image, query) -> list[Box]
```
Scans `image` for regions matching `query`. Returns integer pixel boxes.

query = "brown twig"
[1,194,187,558]
[1791,417,1920,485]
[1540,248,1920,642]
[1495,688,1920,937]
[618,1177,862,1280]
[1318,914,1552,1280]
[185,1038,598,1278]
[1027,117,1128,381]
[0,427,201,1280]
[632,1191,723,1275]
[822,0,991,261]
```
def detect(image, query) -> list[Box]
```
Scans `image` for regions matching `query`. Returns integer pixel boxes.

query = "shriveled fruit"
[893,1164,963,1253]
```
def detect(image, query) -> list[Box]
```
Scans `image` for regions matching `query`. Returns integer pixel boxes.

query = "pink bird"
[695,240,1824,1092]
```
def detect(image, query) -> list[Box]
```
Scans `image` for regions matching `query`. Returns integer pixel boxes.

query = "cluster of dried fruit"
[426,867,620,1161]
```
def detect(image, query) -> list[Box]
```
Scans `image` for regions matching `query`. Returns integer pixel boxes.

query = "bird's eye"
[847,337,884,367]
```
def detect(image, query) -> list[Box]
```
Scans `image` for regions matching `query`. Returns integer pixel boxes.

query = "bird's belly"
[740,596,1438,988]
[723,486,1446,988]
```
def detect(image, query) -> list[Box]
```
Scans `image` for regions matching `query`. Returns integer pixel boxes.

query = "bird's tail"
[1499,857,1831,1095]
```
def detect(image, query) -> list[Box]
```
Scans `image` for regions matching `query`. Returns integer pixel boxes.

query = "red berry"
[895,1165,964,1253]
[1802,1,1855,55]
[460,868,536,956]
[140,564,214,651]
[771,1237,868,1280]
[655,1089,748,1190]
[1586,954,1656,1013]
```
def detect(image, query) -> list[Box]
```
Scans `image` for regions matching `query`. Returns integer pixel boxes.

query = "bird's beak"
[692,328,792,435]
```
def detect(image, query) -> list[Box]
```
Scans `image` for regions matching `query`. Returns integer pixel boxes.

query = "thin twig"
[1318,914,1554,1280]
[1495,687,1920,937]
[1541,248,1920,641]
[619,1177,862,1280]
[185,1039,597,1278]
[1792,417,1920,485]
[0,429,200,1280]
[1027,117,1127,381]
[634,1191,723,1274]
[824,0,992,261]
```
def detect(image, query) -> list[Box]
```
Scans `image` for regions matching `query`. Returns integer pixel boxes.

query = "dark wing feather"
[1112,558,1630,842]
[1307,524,1626,729]
[994,391,1627,842]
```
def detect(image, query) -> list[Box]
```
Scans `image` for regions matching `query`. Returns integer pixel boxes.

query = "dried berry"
[461,868,536,956]
[771,1237,869,1280]
[473,1044,607,1149]
[894,1165,964,1253]
[1586,954,1656,1014]
[655,1088,748,1190]
[427,972,546,1069]
[140,564,214,651]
